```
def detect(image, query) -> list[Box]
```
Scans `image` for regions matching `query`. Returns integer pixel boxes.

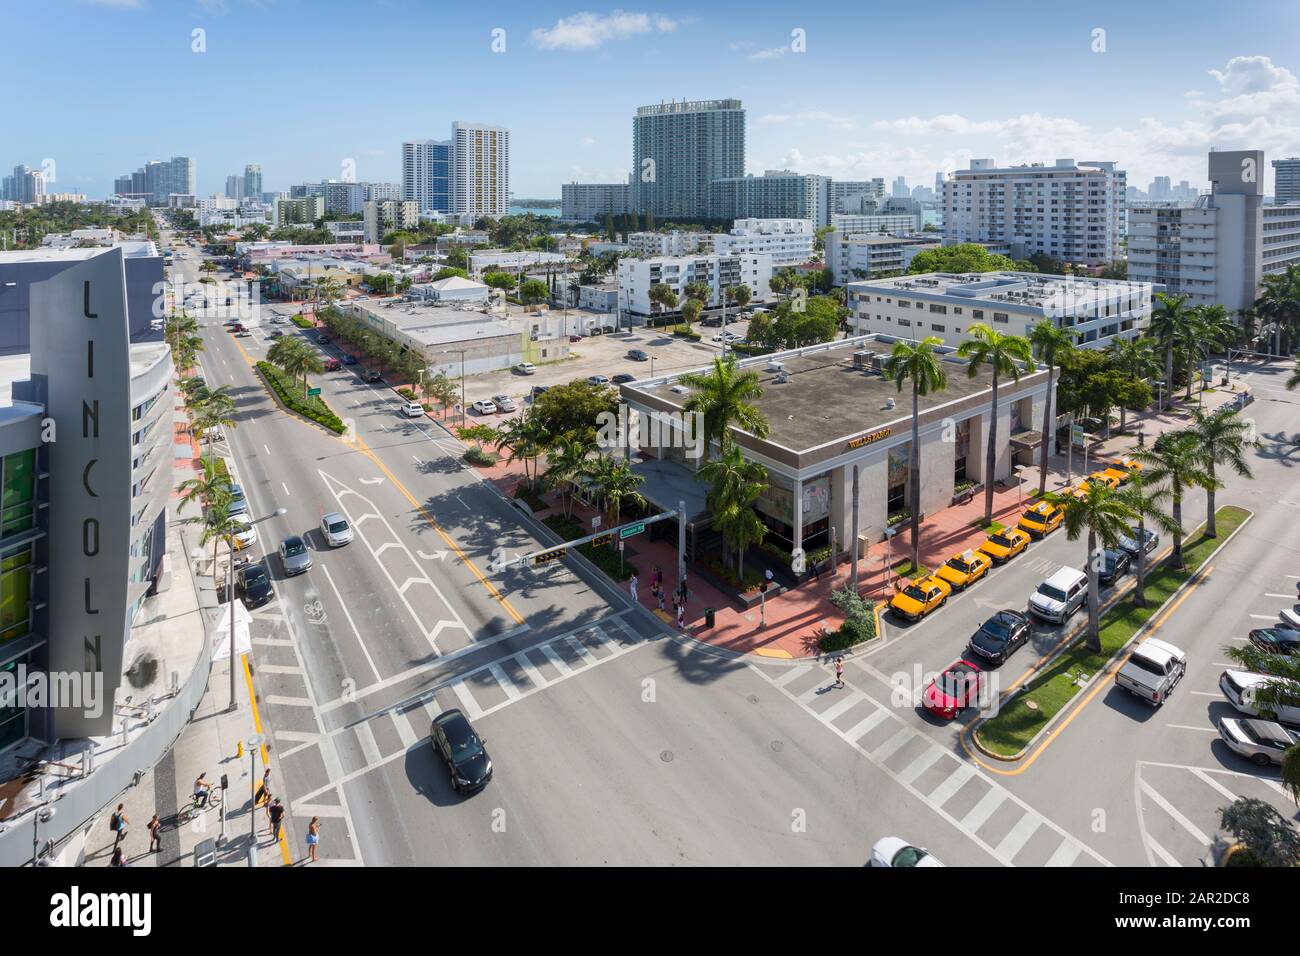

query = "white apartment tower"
[943,158,1126,267]
[450,122,510,220]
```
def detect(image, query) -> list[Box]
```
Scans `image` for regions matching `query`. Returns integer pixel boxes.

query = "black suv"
[967,609,1032,664]
[237,562,274,609]
[431,709,492,794]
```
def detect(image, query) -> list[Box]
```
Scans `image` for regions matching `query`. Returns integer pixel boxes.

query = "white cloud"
[760,110,855,130]
[530,11,679,51]
[581,137,596,146]
[748,46,787,61]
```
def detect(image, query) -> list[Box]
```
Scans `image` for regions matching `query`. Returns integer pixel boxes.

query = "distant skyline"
[10,0,1300,201]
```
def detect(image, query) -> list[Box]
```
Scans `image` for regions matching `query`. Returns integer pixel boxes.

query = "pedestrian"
[109,846,127,868]
[809,557,820,582]
[652,565,662,595]
[254,768,272,808]
[147,813,162,853]
[306,817,321,863]
[676,601,685,632]
[268,798,285,844]
[629,573,638,603]
[110,804,128,848]
[834,657,845,688]
[657,587,665,612]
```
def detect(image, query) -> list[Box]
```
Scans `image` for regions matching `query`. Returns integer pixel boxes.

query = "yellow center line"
[242,652,292,865]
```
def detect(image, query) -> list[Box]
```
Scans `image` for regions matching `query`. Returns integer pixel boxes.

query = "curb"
[969,508,1254,763]
[252,364,346,438]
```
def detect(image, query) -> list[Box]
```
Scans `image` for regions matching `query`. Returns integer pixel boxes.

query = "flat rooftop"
[0,242,159,263]
[849,271,1152,312]
[628,336,1019,455]
[351,298,517,346]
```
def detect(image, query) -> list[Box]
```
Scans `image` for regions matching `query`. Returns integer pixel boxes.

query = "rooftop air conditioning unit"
[765,360,784,373]
[853,350,872,369]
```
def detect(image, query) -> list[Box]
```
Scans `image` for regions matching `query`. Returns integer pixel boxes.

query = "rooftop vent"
[884,397,896,410]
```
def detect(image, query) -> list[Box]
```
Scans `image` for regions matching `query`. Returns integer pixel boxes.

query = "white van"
[1028,567,1088,624]
[1219,670,1300,726]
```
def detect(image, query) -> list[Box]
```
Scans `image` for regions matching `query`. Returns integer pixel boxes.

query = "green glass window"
[0,449,35,537]
[0,659,26,749]
[0,546,31,642]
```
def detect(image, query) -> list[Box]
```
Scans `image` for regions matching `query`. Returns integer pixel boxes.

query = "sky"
[8,0,1300,200]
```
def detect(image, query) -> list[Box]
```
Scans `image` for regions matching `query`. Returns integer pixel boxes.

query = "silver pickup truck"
[1115,638,1187,707]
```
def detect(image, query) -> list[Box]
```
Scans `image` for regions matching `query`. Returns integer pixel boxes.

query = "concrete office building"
[830,179,886,214]
[403,139,452,214]
[711,218,816,266]
[1273,157,1300,204]
[363,199,419,243]
[467,249,566,277]
[825,232,937,286]
[1128,150,1300,312]
[275,195,324,226]
[244,163,262,199]
[943,158,1126,266]
[617,252,772,320]
[627,231,710,257]
[632,99,745,220]
[847,272,1153,350]
[832,212,924,236]
[561,182,631,222]
[450,122,509,219]
[619,335,1052,558]
[706,170,832,228]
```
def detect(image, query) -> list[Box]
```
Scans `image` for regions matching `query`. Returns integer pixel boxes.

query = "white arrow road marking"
[360,477,385,486]
[417,550,448,561]
[317,469,469,654]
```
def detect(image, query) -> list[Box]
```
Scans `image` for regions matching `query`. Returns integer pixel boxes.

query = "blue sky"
[10,0,1300,199]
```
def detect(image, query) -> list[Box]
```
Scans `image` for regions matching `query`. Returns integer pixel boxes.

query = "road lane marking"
[1190,768,1239,802]
[819,691,866,724]
[897,746,944,786]
[282,482,291,496]
[843,709,889,742]
[354,721,382,766]
[772,664,810,688]
[487,662,522,700]
[1140,778,1210,845]
[320,564,381,683]
[1264,593,1294,599]
[540,643,573,676]
[928,762,975,808]
[871,727,914,762]
[960,788,1007,833]
[1146,835,1182,867]
[451,680,484,718]
[994,814,1042,861]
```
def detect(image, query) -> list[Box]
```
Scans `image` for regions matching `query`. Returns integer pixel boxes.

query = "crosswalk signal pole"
[676,500,686,599]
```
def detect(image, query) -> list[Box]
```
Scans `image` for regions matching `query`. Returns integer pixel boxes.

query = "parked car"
[1281,607,1300,630]
[365,370,382,383]
[1017,500,1063,539]
[529,385,550,400]
[1249,626,1300,656]
[237,562,274,609]
[514,362,537,375]
[320,512,354,547]
[922,659,986,720]
[1097,548,1131,585]
[588,375,611,386]
[978,527,1030,564]
[627,349,649,361]
[1028,566,1088,624]
[1217,717,1300,767]
[967,610,1032,664]
[231,519,257,551]
[1114,638,1186,706]
[342,354,358,366]
[269,329,284,338]
[400,401,425,418]
[279,535,313,576]
[1117,526,1159,557]
[869,837,944,868]
[612,373,636,384]
[323,358,342,371]
[888,575,951,622]
[431,708,493,794]
[227,483,248,517]
[934,549,992,591]
[492,395,517,412]
[317,334,330,344]
[471,399,497,415]
[1219,670,1300,725]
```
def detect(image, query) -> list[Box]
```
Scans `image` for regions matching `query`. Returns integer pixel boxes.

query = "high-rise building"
[118,157,194,205]
[830,179,886,215]
[1273,157,1300,203]
[561,182,631,221]
[705,170,831,228]
[225,174,244,200]
[943,157,1126,266]
[1129,149,1300,313]
[3,165,45,204]
[363,199,419,243]
[402,139,452,214]
[243,163,262,200]
[1149,176,1172,200]
[631,98,745,219]
[365,182,402,202]
[450,122,509,220]
[891,176,910,199]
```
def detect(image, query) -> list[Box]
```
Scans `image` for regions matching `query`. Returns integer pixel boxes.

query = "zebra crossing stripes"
[750,662,1110,868]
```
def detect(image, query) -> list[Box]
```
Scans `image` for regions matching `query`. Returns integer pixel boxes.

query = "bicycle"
[179,787,222,824]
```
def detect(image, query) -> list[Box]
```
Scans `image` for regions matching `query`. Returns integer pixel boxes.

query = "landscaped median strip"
[255,360,346,434]
[970,505,1251,763]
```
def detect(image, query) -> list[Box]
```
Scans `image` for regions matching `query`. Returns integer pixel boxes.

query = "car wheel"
[940,596,948,608]
[1252,753,1272,767]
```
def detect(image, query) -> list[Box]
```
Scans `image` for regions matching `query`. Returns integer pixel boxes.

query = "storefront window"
[887,444,910,515]
[0,658,26,750]
[954,419,971,483]
[0,449,36,538]
[0,546,32,642]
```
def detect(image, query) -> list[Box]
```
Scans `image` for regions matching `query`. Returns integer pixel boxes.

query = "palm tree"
[495,413,551,489]
[957,323,1035,525]
[1107,336,1159,433]
[1188,406,1256,537]
[543,434,595,517]
[585,456,646,527]
[1028,320,1076,495]
[1147,293,1195,411]
[681,298,703,330]
[883,336,948,571]
[191,388,237,459]
[647,283,678,325]
[177,459,232,514]
[1045,484,1137,651]
[677,355,770,456]
[1252,263,1300,356]
[267,337,323,396]
[1131,430,1216,570]
[730,284,752,312]
[698,444,768,575]
[312,276,343,318]
[1114,474,1178,608]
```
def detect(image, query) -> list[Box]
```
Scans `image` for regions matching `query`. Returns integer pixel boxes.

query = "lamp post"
[227,506,287,713]
[246,733,264,864]
[442,349,466,427]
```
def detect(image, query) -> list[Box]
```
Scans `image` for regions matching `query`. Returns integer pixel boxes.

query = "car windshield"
[1037,584,1067,602]
[327,521,348,534]
[902,585,928,602]
[980,618,1012,642]
[283,539,306,556]
[891,845,928,867]
[444,720,484,760]
[1022,510,1045,523]
[946,558,970,573]
[989,534,1012,548]
[243,566,268,585]
[1129,655,1164,676]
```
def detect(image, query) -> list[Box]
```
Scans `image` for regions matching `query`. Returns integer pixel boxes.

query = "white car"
[514,362,537,375]
[472,399,497,415]
[231,519,257,550]
[869,837,944,868]
[711,331,743,343]
[1218,717,1299,767]
[400,401,425,418]
[320,512,354,547]
[492,395,517,413]
[587,375,611,386]
[1280,606,1300,629]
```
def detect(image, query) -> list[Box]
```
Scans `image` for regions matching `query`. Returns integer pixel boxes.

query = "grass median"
[974,505,1249,758]
[256,361,346,434]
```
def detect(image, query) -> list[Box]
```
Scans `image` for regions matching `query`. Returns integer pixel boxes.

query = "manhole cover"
[770,740,784,753]
[1025,699,1039,711]
[660,750,674,763]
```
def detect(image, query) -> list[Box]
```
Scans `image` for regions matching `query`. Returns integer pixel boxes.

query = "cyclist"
[193,773,212,810]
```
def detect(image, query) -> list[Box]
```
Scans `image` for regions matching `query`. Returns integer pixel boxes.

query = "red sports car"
[922,660,986,720]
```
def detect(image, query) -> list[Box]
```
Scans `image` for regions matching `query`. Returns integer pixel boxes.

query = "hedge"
[464,447,499,466]
[255,361,346,433]
[290,314,313,329]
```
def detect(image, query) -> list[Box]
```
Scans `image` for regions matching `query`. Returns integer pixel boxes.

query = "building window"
[929,304,947,314]
[972,309,984,319]
[887,445,909,516]
[931,324,945,332]
[0,545,32,642]
[953,419,971,483]
[0,658,26,749]
[993,312,1009,323]
[0,449,36,538]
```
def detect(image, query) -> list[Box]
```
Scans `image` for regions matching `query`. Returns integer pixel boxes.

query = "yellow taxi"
[935,549,993,590]
[889,575,953,622]
[1086,470,1121,490]
[1100,455,1143,484]
[978,526,1030,564]
[1017,500,1063,538]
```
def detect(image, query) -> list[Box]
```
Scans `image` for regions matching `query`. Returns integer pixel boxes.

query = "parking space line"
[1166,723,1218,732]
[1190,768,1239,802]
[1146,835,1182,867]
[1140,778,1210,845]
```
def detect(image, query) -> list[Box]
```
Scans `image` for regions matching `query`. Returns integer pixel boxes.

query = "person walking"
[306,817,321,863]
[109,846,127,868]
[676,601,685,632]
[110,804,129,849]
[656,587,665,612]
[629,573,638,604]
[268,798,286,844]
[834,657,845,689]
[147,813,162,853]
[254,768,272,808]
[809,557,821,583]
[652,565,662,597]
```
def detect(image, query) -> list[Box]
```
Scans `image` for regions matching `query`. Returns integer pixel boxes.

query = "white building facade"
[711,218,815,266]
[617,253,773,319]
[451,122,509,219]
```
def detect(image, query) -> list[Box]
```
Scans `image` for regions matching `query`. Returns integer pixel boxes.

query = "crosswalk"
[751,661,1111,867]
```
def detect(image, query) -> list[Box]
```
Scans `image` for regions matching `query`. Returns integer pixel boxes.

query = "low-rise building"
[275,195,324,226]
[617,253,773,321]
[847,272,1154,349]
[825,232,937,286]
[468,249,568,277]
[363,199,419,243]
[711,218,816,266]
[832,212,924,237]
[408,275,490,304]
[627,231,710,257]
[325,220,366,243]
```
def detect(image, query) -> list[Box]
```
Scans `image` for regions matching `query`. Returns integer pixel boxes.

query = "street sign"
[591,534,613,548]
[307,387,322,397]
[619,521,645,539]
[532,547,566,566]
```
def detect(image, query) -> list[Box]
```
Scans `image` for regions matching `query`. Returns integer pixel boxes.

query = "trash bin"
[703,607,716,630]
